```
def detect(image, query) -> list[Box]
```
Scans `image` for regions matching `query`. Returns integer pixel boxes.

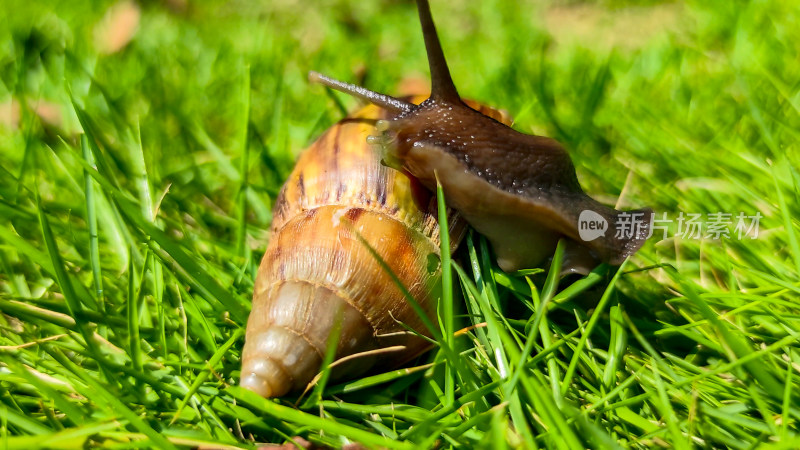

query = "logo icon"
[578,210,608,241]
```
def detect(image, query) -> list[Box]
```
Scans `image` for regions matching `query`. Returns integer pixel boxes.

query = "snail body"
[241,99,510,398]
[311,0,652,273]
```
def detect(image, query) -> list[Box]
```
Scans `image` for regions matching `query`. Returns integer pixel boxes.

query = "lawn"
[1,0,799,448]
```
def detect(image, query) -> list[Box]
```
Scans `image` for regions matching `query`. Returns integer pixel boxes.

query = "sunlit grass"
[1,0,799,448]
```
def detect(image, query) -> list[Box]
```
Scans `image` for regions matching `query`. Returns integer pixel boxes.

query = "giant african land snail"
[240,0,650,398]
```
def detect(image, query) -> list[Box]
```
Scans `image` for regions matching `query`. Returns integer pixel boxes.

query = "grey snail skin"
[241,0,650,398]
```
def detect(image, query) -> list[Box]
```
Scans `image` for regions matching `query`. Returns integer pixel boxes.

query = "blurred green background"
[1,0,800,448]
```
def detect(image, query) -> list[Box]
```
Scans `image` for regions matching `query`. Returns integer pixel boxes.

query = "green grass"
[1,0,800,447]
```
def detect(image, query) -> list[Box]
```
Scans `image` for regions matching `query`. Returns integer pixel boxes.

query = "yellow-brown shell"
[240,97,511,398]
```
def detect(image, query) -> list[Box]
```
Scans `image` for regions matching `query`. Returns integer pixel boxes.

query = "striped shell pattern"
[240,97,511,398]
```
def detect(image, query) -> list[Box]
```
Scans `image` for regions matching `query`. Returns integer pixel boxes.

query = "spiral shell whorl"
[241,98,511,397]
[241,100,462,397]
[241,280,374,397]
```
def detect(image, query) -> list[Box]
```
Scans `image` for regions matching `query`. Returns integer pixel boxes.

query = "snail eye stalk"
[308,71,414,114]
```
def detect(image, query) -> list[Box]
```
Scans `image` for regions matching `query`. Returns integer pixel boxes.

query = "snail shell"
[241,97,512,398]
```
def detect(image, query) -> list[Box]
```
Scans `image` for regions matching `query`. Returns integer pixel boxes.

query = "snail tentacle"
[309,71,414,113]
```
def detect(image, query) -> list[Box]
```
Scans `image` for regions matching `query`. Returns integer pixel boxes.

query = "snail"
[240,97,512,398]
[241,0,651,398]
[310,0,652,273]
